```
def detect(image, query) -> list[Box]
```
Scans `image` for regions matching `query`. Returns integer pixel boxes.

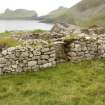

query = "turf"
[0,60,105,105]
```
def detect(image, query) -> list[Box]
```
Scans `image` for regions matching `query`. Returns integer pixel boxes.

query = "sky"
[0,0,81,16]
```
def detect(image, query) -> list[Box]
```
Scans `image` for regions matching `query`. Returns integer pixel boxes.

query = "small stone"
[40,63,52,68]
[0,58,6,64]
[41,48,49,52]
[28,61,37,67]
[29,54,33,57]
[21,52,29,57]
[12,65,17,69]
[41,55,49,59]
[33,51,41,56]
[2,50,8,55]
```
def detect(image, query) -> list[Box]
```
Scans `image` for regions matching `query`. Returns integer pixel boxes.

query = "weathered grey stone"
[68,52,76,57]
[8,47,16,52]
[33,56,40,60]
[40,63,52,68]
[29,54,33,57]
[74,44,81,51]
[0,64,5,67]
[41,48,49,52]
[0,58,6,64]
[33,51,41,56]
[12,65,17,69]
[41,55,49,59]
[28,61,37,67]
[81,46,87,51]
[102,53,105,58]
[48,58,55,62]
[2,50,8,55]
[21,52,29,57]
[50,54,55,58]
[51,61,56,66]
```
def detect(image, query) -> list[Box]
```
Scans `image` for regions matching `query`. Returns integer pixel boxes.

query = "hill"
[40,6,75,23]
[0,9,37,20]
[41,0,105,27]
[41,6,75,24]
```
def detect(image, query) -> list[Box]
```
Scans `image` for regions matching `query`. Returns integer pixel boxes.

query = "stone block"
[28,61,37,67]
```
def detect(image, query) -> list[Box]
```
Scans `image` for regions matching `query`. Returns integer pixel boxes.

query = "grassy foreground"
[0,60,105,105]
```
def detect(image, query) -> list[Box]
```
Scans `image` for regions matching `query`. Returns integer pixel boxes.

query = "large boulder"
[51,23,81,34]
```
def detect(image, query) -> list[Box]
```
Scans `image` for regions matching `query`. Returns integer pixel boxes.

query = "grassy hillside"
[70,0,105,26]
[42,0,105,27]
[0,9,37,20]
[0,60,105,105]
[41,7,75,23]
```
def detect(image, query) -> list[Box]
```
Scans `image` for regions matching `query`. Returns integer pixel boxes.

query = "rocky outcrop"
[51,23,81,34]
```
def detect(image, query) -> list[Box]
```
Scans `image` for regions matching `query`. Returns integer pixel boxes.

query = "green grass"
[0,31,11,37]
[0,37,21,47]
[0,60,105,105]
[32,29,46,33]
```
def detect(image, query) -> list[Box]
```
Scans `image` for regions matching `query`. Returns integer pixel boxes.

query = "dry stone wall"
[64,37,98,61]
[0,44,56,74]
[50,24,105,62]
[1,24,105,75]
[97,35,105,58]
[64,35,105,62]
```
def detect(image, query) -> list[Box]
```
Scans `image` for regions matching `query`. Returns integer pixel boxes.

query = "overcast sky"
[0,0,81,16]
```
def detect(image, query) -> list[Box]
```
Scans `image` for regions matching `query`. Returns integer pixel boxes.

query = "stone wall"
[64,35,105,61]
[12,32,51,41]
[1,25,105,75]
[51,24,105,62]
[0,44,56,74]
[0,35,105,75]
[64,37,98,61]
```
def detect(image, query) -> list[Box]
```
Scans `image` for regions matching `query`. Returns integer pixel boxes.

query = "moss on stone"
[63,34,80,42]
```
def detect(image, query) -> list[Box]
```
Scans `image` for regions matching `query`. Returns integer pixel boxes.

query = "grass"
[0,31,23,48]
[0,31,11,37]
[0,37,21,48]
[0,60,105,105]
[32,29,46,33]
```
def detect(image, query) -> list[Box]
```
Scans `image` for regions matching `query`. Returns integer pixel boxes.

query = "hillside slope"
[69,0,105,26]
[42,0,105,27]
[41,7,72,23]
[41,6,76,24]
[0,9,37,20]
